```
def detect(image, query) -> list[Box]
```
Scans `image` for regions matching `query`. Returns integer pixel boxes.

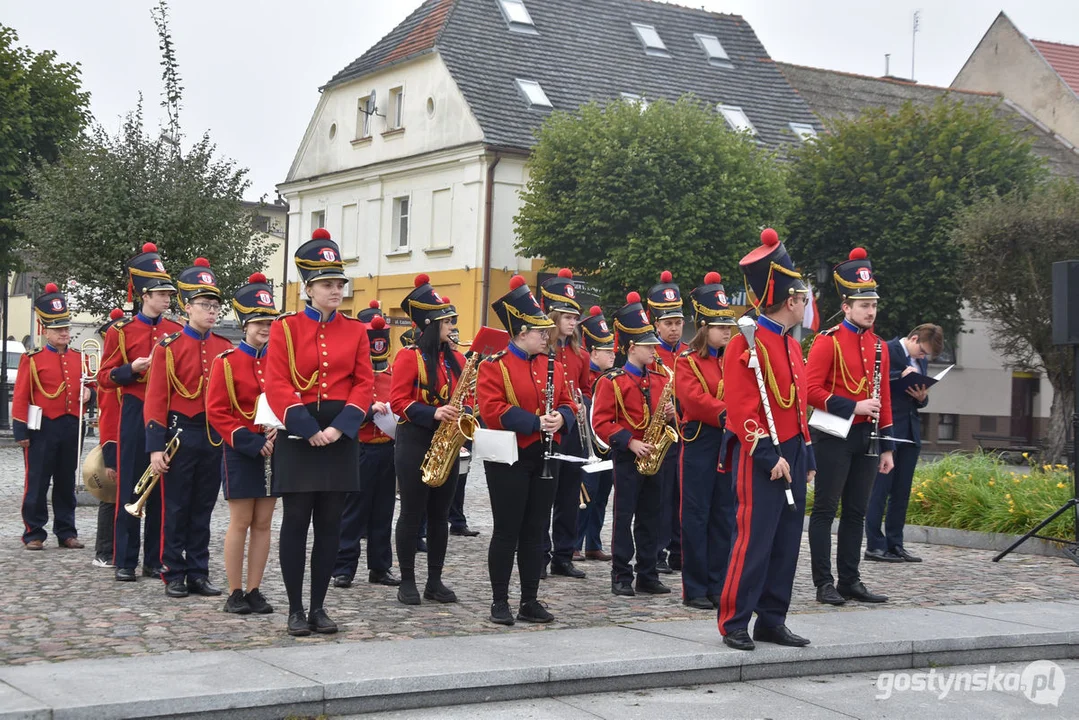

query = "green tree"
[0,24,89,275]
[514,97,791,307]
[952,180,1079,463]
[786,98,1045,341]
[15,1,272,318]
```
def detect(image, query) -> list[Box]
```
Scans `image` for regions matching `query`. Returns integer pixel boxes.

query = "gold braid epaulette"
[165,344,203,400]
[498,358,521,408]
[29,356,65,400]
[222,355,256,420]
[280,316,318,392]
[830,335,868,396]
[612,378,650,430]
[755,340,795,410]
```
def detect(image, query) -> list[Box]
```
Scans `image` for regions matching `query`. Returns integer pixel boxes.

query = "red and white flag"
[803,281,820,332]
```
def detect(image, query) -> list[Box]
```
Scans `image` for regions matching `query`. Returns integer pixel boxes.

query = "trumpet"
[125,427,182,518]
[75,337,102,491]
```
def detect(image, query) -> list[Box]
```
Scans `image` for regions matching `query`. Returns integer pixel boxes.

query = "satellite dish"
[368,89,377,113]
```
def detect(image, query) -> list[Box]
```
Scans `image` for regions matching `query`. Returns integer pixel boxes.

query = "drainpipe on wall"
[281,200,291,311]
[480,151,502,327]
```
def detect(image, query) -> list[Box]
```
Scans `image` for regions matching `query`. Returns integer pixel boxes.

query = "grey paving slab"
[932,601,1079,632]
[339,697,592,720]
[0,680,48,720]
[0,649,321,720]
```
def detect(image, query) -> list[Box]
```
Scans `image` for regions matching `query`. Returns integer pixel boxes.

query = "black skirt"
[272,401,360,494]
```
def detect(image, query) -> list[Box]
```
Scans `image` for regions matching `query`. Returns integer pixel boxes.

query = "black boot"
[397,568,420,606]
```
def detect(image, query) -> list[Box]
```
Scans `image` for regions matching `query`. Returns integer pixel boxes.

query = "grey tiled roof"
[326,0,821,150]
[777,62,1079,179]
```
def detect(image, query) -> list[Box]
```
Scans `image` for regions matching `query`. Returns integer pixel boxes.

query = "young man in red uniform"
[806,248,895,606]
[144,258,233,598]
[93,308,126,568]
[647,271,687,574]
[333,301,400,589]
[13,284,89,550]
[719,228,815,651]
[592,292,675,597]
[575,306,615,561]
[99,243,183,581]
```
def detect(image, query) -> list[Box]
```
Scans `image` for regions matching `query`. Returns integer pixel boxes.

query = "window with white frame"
[938,413,958,442]
[357,96,373,139]
[789,122,817,141]
[717,104,757,135]
[392,196,410,251]
[389,87,404,130]
[498,0,536,33]
[516,78,553,108]
[694,33,732,68]
[312,210,326,231]
[632,23,669,56]
[620,92,649,109]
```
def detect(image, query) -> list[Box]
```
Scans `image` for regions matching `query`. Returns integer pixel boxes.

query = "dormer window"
[632,23,670,57]
[695,33,733,68]
[789,122,817,141]
[717,104,757,135]
[516,78,552,108]
[621,92,649,109]
[499,0,537,34]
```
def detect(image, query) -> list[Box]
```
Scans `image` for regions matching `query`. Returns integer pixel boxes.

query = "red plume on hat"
[369,299,380,309]
[590,305,602,316]
[248,272,267,283]
[109,308,124,320]
[312,228,331,241]
[370,315,386,330]
[414,273,430,287]
[557,268,573,279]
[704,272,721,285]
[194,257,210,268]
[626,291,641,304]
[509,275,527,290]
[44,283,59,294]
[660,270,673,283]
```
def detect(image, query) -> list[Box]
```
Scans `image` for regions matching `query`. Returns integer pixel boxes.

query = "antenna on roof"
[911,10,921,81]
[885,53,891,76]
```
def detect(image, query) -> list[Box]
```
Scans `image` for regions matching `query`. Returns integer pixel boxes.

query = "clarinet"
[867,339,883,458]
[541,349,555,480]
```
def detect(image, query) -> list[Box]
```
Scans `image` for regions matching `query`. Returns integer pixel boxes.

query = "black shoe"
[891,546,922,563]
[656,559,674,574]
[224,589,251,614]
[668,555,682,571]
[369,569,401,586]
[332,575,352,588]
[450,526,480,537]
[816,583,846,605]
[142,565,162,579]
[517,599,554,623]
[307,608,338,634]
[838,581,888,603]
[416,538,428,553]
[245,588,273,614]
[287,610,311,636]
[683,596,714,610]
[114,568,136,582]
[423,581,458,603]
[187,577,223,597]
[165,579,189,598]
[490,601,515,626]
[540,566,547,579]
[635,579,671,595]
[550,561,586,579]
[397,580,421,606]
[753,624,811,647]
[864,549,904,563]
[723,629,755,651]
[612,581,635,597]
[707,594,721,609]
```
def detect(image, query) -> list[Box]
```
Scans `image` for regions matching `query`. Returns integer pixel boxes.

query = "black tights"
[279,490,346,614]
[394,424,458,586]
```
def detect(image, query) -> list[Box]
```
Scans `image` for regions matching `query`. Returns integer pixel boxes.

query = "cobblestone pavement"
[1,444,1077,666]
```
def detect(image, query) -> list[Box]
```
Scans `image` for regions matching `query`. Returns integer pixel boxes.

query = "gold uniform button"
[323,362,329,367]
[321,383,328,388]
[323,351,328,356]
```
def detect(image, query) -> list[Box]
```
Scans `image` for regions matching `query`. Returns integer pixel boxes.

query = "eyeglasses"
[191,302,221,312]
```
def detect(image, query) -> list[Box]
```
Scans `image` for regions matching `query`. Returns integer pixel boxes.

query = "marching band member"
[445,302,480,538]
[575,306,615,561]
[719,228,813,651]
[478,276,576,625]
[100,243,182,581]
[539,269,589,579]
[13,284,88,550]
[206,272,279,615]
[647,271,687,574]
[806,248,895,606]
[592,292,674,598]
[265,228,373,636]
[93,308,126,568]
[333,301,400,589]
[390,274,464,606]
[144,258,232,599]
[674,273,735,610]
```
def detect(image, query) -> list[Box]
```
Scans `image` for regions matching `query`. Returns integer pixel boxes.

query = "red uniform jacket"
[144,325,233,452]
[806,319,893,432]
[264,306,374,441]
[206,342,270,458]
[723,315,814,472]
[674,348,726,429]
[554,341,590,401]
[12,345,84,442]
[476,343,577,450]
[592,361,669,451]
[653,338,687,372]
[99,313,184,401]
[359,368,394,444]
[97,381,121,469]
[586,361,608,398]
[389,347,468,431]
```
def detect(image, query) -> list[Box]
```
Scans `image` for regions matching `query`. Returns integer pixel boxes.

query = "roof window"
[694,33,733,68]
[632,23,670,57]
[717,104,757,135]
[516,79,552,108]
[498,0,537,34]
[789,122,817,141]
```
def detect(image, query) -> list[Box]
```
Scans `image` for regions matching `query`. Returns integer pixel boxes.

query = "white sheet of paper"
[808,408,854,439]
[26,404,42,431]
[472,428,519,465]
[254,393,286,430]
[582,459,614,473]
[373,410,399,438]
[933,364,955,382]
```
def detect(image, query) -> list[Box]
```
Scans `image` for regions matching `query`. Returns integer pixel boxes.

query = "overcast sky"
[4,0,1077,200]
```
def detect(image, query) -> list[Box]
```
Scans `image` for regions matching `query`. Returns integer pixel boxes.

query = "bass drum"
[82,445,115,502]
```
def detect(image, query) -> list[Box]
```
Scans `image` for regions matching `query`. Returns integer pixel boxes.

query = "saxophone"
[420,352,481,487]
[635,360,678,476]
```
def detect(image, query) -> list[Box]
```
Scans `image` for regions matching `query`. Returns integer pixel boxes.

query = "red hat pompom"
[370,316,386,330]
[590,305,602,316]
[557,268,573,279]
[194,257,210,268]
[142,242,157,253]
[626,291,641,304]
[248,272,267,283]
[704,271,722,285]
[660,270,673,283]
[414,273,430,287]
[509,275,527,290]
[442,296,451,304]
[312,228,331,240]
[44,282,59,294]
[368,299,380,309]
[109,308,124,320]
[761,228,779,246]
[849,247,868,261]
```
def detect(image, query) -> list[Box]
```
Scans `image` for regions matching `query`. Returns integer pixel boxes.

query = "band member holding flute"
[478,276,577,626]
[675,272,736,610]
[93,308,126,568]
[575,306,615,561]
[718,228,814,651]
[207,272,280,615]
[264,229,374,636]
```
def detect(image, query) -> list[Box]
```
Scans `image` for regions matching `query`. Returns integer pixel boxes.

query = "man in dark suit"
[864,324,943,563]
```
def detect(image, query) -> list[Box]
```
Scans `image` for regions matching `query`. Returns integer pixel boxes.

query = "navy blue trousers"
[679,423,734,601]
[113,396,161,570]
[718,437,807,635]
[160,418,222,583]
[865,440,920,553]
[657,450,681,563]
[610,451,661,585]
[545,430,582,566]
[21,415,79,544]
[576,465,613,552]
[335,441,396,578]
